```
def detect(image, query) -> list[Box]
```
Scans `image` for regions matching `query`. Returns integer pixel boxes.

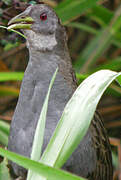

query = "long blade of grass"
[0,121,10,136]
[27,68,58,180]
[0,131,9,146]
[0,148,84,180]
[0,72,24,82]
[0,121,10,146]
[74,6,121,73]
[0,158,11,180]
[0,25,26,39]
[74,28,113,73]
[67,22,98,35]
[67,22,121,49]
[90,57,121,72]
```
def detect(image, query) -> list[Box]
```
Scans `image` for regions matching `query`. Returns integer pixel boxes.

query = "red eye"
[40,13,47,21]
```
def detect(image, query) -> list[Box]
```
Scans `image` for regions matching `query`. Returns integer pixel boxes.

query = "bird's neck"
[28,49,59,74]
[25,24,68,56]
[25,26,77,90]
[27,41,76,92]
[27,30,70,68]
[28,46,71,79]
[25,31,57,52]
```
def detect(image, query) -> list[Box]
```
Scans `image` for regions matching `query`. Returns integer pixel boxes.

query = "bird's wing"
[89,112,113,180]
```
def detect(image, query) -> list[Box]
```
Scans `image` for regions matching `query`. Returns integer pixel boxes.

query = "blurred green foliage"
[0,0,121,179]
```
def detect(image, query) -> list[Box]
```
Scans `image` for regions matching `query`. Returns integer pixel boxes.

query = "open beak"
[7,12,34,30]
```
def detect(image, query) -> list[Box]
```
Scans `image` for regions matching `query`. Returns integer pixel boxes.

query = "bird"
[7,3,113,180]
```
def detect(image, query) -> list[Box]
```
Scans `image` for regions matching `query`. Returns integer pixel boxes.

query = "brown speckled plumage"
[89,113,113,180]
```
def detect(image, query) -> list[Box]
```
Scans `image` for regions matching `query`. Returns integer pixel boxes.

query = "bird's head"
[8,4,64,51]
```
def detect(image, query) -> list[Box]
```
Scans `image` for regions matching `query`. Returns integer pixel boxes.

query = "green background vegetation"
[0,0,121,179]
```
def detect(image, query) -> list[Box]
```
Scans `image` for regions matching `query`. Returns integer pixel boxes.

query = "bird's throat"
[24,30,57,52]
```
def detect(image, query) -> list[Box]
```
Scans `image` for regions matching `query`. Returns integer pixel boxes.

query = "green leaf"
[74,5,121,73]
[0,121,10,136]
[0,130,9,146]
[4,42,19,51]
[0,26,26,39]
[0,158,11,180]
[41,70,121,169]
[76,73,88,84]
[88,5,113,26]
[67,22,121,49]
[67,22,98,34]
[0,72,24,82]
[0,120,10,146]
[0,148,84,180]
[116,75,121,85]
[27,68,58,180]
[55,0,99,23]
[75,28,112,72]
[91,57,121,72]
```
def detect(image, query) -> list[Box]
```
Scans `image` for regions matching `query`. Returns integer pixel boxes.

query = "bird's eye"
[40,13,47,21]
